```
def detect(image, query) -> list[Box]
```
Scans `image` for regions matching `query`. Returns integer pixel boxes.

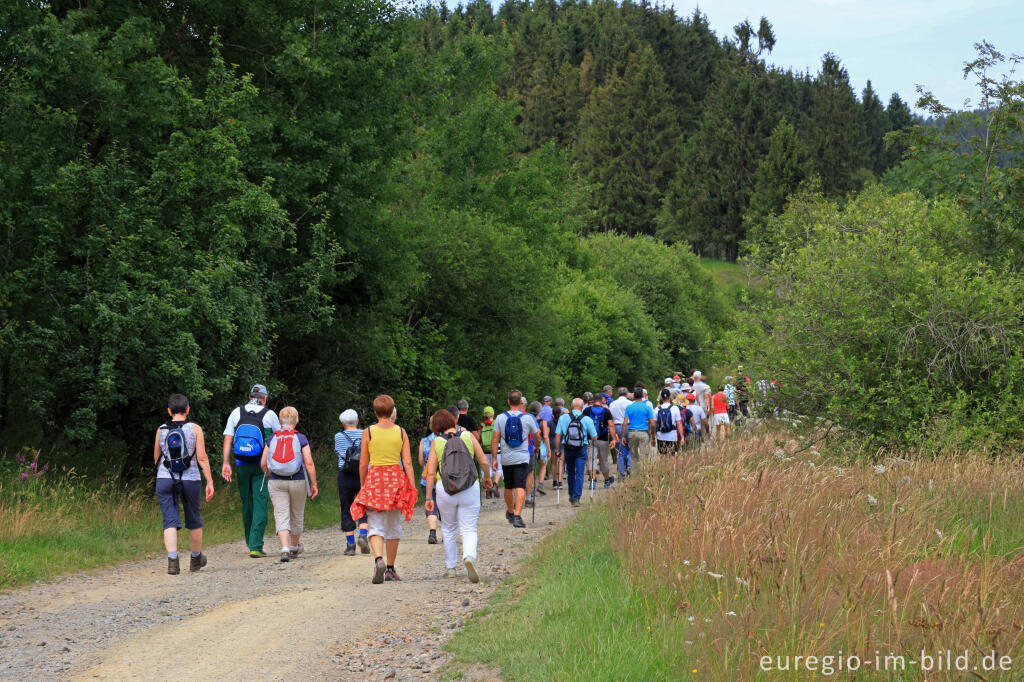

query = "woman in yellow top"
[423,409,493,582]
[350,395,417,584]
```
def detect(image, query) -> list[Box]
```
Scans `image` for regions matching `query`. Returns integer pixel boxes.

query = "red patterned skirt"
[350,464,418,521]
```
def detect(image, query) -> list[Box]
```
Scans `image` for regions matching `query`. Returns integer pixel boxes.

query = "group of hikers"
[153,369,759,581]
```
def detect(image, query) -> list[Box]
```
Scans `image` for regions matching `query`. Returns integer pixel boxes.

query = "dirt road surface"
[0,484,589,680]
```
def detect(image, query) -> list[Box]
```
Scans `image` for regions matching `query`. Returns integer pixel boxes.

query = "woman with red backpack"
[261,406,319,563]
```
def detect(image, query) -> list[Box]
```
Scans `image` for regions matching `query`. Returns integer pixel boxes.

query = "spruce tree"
[860,80,887,174]
[576,46,680,234]
[807,54,866,195]
[882,92,914,170]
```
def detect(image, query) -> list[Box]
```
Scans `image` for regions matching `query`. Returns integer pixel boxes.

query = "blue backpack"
[589,406,609,440]
[656,406,675,433]
[233,405,270,463]
[504,411,524,447]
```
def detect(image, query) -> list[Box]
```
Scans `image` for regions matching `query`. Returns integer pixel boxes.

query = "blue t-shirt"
[527,414,540,455]
[624,401,655,431]
[420,433,437,487]
[555,409,597,448]
[269,432,310,480]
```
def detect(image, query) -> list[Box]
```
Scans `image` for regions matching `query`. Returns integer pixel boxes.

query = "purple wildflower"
[20,472,29,480]
[29,462,36,469]
[17,455,25,464]
[43,464,49,472]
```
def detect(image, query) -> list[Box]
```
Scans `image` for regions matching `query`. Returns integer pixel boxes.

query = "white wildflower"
[867,494,878,507]
[928,479,934,492]
[725,611,737,616]
[707,571,724,579]
[773,448,786,459]
[935,529,943,540]
[683,560,690,566]
[873,464,886,475]
[735,576,749,587]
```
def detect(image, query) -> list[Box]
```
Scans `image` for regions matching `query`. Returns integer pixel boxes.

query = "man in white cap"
[222,383,281,557]
[691,371,711,438]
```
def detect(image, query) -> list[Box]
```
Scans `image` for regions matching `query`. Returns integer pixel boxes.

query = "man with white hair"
[554,397,597,507]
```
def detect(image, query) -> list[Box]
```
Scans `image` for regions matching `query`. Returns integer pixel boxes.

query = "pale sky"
[679,0,1022,112]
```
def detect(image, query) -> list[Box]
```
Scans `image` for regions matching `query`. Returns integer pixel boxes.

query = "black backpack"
[656,406,675,433]
[564,413,585,449]
[440,432,477,495]
[338,432,362,475]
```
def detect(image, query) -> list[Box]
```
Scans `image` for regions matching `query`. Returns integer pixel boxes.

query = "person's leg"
[188,528,202,553]
[339,470,356,543]
[163,527,178,554]
[156,479,182,563]
[180,480,207,570]
[598,441,612,481]
[248,467,269,552]
[514,486,525,515]
[367,509,383,557]
[572,449,586,500]
[289,479,306,548]
[268,480,291,552]
[617,425,630,476]
[384,510,403,566]
[236,464,255,547]
[458,483,481,561]
[435,483,459,569]
[503,486,514,513]
[386,539,400,564]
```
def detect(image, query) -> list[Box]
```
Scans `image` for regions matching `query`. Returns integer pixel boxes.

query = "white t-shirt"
[157,422,201,480]
[688,404,706,431]
[609,396,631,425]
[654,403,682,442]
[692,381,711,411]
[223,401,281,436]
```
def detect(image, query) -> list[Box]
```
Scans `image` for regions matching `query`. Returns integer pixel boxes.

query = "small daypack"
[480,419,494,452]
[564,413,585,449]
[503,411,524,447]
[440,432,477,495]
[337,432,362,475]
[160,421,195,479]
[268,429,303,476]
[233,405,269,462]
[683,408,694,433]
[589,406,609,440]
[657,406,675,433]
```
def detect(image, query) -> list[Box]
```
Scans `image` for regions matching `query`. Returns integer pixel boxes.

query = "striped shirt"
[335,429,362,469]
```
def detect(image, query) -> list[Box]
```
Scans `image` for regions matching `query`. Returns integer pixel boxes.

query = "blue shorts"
[156,478,203,530]
[539,442,549,463]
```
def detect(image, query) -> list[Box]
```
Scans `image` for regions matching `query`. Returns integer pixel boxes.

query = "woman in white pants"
[423,409,493,582]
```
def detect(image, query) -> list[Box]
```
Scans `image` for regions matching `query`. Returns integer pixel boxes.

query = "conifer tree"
[576,46,680,234]
[807,54,866,195]
[860,81,887,174]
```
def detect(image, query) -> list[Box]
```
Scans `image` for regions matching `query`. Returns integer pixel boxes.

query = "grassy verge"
[0,448,348,588]
[443,504,699,681]
[446,426,1024,680]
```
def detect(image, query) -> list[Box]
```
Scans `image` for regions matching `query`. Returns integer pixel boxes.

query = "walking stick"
[530,450,537,525]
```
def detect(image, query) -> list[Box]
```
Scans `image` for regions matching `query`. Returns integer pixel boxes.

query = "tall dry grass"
[614,425,1024,678]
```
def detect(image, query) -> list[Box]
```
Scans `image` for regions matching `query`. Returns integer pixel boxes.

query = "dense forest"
[1,1,1017,474]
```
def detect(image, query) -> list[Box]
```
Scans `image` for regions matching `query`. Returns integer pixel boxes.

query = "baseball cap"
[685,393,696,401]
[673,375,681,382]
[664,377,673,384]
[543,396,552,403]
[600,392,612,403]
[249,383,268,397]
[483,405,495,416]
[680,383,691,392]
[693,370,702,379]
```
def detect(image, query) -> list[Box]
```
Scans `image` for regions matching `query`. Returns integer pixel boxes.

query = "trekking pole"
[533,449,540,524]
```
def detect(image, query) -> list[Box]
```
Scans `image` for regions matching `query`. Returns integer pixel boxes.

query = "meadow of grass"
[699,258,753,293]
[0,446,349,589]
[446,424,1024,680]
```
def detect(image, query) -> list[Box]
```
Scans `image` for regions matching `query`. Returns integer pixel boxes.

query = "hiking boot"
[524,497,535,508]
[189,553,207,572]
[536,483,546,495]
[604,476,615,488]
[505,511,514,524]
[571,499,581,508]
[512,515,526,528]
[372,558,386,584]
[289,544,303,559]
[428,529,438,545]
[249,549,267,558]
[385,567,400,581]
[280,550,290,563]
[444,568,457,578]
[589,480,596,490]
[464,557,479,583]
[167,557,180,575]
[357,535,370,554]
[344,544,356,556]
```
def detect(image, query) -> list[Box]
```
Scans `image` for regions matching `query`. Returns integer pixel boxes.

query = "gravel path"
[0,483,590,680]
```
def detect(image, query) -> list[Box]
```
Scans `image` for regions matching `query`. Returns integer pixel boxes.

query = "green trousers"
[236,463,269,551]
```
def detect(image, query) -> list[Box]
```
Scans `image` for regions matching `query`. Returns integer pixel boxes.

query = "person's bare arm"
[302,445,318,498]
[470,437,492,487]
[424,446,439,513]
[153,430,162,467]
[221,435,233,482]
[359,428,370,486]
[195,426,215,501]
[607,418,618,448]
[401,429,416,490]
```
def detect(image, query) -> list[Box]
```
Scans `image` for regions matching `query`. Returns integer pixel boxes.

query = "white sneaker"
[464,557,479,583]
[443,568,457,578]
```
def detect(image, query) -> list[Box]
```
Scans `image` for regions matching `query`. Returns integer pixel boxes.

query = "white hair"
[339,409,359,427]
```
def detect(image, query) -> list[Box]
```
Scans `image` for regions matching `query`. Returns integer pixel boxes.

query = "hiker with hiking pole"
[553,398,597,508]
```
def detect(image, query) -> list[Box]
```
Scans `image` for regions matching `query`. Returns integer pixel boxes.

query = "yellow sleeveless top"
[367,424,404,466]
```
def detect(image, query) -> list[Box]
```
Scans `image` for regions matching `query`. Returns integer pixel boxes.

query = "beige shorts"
[587,440,611,475]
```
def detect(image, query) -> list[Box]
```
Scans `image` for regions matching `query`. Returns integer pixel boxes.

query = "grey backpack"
[439,431,477,495]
